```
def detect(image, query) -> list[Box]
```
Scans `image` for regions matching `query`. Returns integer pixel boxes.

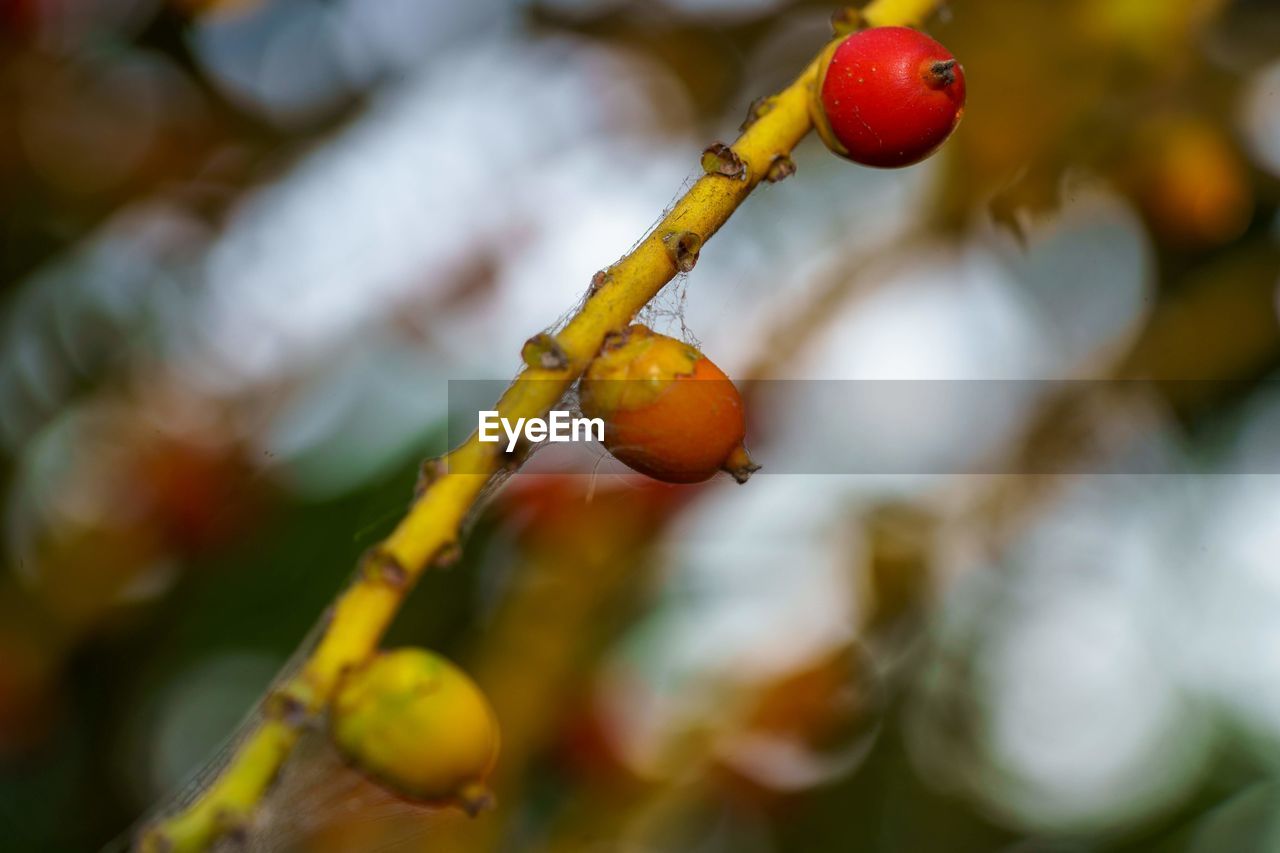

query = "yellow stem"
[863,0,941,27]
[137,2,940,849]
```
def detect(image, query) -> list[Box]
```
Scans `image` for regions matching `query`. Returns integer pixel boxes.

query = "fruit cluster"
[321,18,966,823]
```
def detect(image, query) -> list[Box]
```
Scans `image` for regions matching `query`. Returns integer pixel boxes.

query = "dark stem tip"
[927,59,958,88]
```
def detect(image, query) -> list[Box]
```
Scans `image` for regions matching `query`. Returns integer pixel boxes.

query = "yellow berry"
[329,648,499,813]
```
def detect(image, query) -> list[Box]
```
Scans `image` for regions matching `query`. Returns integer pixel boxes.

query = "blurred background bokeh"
[2,0,1280,850]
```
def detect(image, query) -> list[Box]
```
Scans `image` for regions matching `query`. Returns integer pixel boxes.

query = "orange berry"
[579,325,758,484]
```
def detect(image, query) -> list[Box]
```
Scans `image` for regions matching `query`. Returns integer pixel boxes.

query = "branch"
[137,2,941,849]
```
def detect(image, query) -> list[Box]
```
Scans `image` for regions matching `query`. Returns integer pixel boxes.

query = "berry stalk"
[137,1,944,849]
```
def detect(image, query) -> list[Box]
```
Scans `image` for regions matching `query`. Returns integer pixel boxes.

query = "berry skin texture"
[812,26,966,168]
[329,648,500,814]
[579,325,758,484]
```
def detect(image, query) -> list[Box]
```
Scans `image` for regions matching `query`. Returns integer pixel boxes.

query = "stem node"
[362,548,409,589]
[662,230,703,273]
[765,154,797,183]
[588,269,612,297]
[701,142,747,180]
[430,540,463,569]
[522,333,570,371]
[830,6,865,36]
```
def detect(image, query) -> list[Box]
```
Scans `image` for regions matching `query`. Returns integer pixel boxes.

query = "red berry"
[579,325,758,485]
[812,26,966,168]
